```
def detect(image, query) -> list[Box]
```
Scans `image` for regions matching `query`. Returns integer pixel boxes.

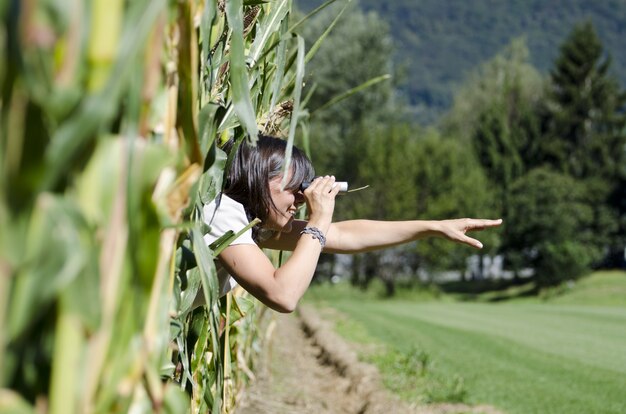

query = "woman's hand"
[302,175,340,232]
[435,218,503,249]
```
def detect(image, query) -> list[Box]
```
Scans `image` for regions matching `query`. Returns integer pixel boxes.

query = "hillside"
[296,0,626,123]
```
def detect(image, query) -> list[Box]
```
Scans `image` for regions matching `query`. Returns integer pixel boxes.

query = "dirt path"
[234,305,503,414]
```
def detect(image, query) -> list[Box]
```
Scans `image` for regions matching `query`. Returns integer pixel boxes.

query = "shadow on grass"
[438,278,539,302]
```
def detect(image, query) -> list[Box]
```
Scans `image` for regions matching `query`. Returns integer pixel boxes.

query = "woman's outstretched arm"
[324,218,502,253]
[261,218,502,253]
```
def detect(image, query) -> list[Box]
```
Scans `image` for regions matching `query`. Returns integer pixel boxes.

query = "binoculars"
[300,180,349,193]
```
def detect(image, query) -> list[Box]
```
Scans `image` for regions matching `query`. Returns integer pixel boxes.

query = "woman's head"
[223,135,315,232]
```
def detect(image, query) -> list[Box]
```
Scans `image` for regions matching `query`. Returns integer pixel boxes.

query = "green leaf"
[209,218,261,257]
[200,0,218,80]
[199,144,227,204]
[191,227,220,310]
[312,74,391,114]
[43,0,168,190]
[248,0,289,67]
[268,16,290,111]
[281,35,305,189]
[48,312,83,414]
[305,0,351,63]
[7,195,90,341]
[289,0,338,32]
[198,102,221,156]
[226,295,256,325]
[225,0,259,142]
[163,383,191,413]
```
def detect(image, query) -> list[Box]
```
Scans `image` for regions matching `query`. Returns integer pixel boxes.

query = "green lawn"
[304,271,626,414]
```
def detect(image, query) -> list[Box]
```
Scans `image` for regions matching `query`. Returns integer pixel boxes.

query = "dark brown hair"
[222,135,315,229]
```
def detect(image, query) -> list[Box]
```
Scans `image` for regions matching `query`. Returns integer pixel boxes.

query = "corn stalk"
[0,0,330,412]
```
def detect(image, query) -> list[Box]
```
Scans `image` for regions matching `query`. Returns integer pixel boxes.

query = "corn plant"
[0,0,343,412]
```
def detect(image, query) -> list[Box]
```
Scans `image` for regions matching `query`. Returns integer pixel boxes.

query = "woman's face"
[267,171,305,232]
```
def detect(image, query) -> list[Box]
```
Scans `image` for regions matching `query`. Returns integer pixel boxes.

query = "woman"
[204,135,501,312]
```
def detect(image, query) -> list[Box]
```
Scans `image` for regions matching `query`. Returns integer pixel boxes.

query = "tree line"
[298,6,626,292]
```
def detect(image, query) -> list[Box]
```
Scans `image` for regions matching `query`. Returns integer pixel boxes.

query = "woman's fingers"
[442,218,502,249]
[329,181,341,195]
[465,218,503,232]
[303,176,338,227]
[305,175,337,194]
[464,219,502,248]
[463,236,484,249]
[322,176,336,193]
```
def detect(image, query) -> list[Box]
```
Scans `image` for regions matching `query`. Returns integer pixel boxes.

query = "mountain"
[295,0,626,123]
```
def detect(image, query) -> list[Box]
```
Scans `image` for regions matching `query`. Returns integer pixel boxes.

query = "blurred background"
[294,2,626,413]
[294,0,626,295]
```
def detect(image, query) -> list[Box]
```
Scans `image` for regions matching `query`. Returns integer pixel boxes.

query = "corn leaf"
[248,0,289,67]
[281,35,305,189]
[225,0,259,142]
[312,74,391,114]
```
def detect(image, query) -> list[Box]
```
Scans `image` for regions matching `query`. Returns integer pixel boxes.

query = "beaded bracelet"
[300,226,326,247]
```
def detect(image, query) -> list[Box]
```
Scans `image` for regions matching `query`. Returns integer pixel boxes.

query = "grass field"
[304,271,626,414]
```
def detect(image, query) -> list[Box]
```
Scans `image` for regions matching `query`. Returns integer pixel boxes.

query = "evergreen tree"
[541,21,626,262]
[542,21,626,182]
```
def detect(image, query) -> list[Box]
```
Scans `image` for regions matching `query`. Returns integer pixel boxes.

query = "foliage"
[443,39,544,218]
[442,39,544,141]
[299,4,499,286]
[505,168,597,286]
[443,24,625,286]
[371,346,467,404]
[342,122,419,221]
[297,1,395,178]
[411,132,497,272]
[298,2,393,129]
[298,0,626,124]
[536,21,626,273]
[542,21,626,182]
[524,22,626,282]
[0,0,313,412]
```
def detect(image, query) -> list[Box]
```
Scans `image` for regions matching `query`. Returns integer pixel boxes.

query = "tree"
[335,121,421,293]
[506,168,599,286]
[299,3,394,128]
[298,3,397,184]
[411,131,497,275]
[542,21,626,181]
[541,21,626,262]
[442,38,544,218]
[297,4,413,293]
